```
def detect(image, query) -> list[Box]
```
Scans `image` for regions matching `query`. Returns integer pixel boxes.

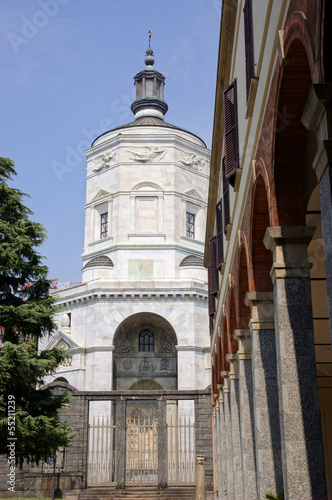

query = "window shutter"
[223,80,239,187]
[222,157,230,234]
[208,292,216,317]
[208,235,219,296]
[244,0,254,101]
[216,199,224,269]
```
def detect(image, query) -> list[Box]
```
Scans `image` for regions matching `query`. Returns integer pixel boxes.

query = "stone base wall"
[0,386,213,497]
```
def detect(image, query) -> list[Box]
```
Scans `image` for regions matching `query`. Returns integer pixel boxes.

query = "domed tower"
[41,37,210,396]
[39,36,212,492]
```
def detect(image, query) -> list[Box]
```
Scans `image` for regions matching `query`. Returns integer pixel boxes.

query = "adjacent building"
[206,1,332,499]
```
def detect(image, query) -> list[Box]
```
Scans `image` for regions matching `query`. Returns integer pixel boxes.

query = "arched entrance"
[113,312,178,391]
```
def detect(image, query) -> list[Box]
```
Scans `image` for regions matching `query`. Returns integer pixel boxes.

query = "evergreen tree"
[0,157,72,466]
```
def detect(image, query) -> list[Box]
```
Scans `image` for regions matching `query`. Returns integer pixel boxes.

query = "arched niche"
[113,312,177,390]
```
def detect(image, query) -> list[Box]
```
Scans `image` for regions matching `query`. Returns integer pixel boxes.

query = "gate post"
[158,398,167,488]
[196,455,206,500]
[115,399,126,488]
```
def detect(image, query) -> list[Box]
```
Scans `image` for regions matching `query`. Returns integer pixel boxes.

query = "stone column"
[302,83,332,345]
[245,292,283,498]
[264,226,327,499]
[225,354,244,500]
[115,399,126,488]
[234,329,257,500]
[220,371,234,500]
[157,398,167,489]
[217,384,226,498]
[213,400,221,496]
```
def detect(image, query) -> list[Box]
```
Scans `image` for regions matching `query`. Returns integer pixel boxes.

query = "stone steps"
[77,487,216,500]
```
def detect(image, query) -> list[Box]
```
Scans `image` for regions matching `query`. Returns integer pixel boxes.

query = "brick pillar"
[245,292,283,498]
[220,371,234,500]
[115,399,126,488]
[157,398,167,488]
[234,329,257,500]
[302,83,332,346]
[225,354,244,500]
[264,226,327,499]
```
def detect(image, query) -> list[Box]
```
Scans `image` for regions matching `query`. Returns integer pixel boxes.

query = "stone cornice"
[175,345,210,353]
[54,288,208,308]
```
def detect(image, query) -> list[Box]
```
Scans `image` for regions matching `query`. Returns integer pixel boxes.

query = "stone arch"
[228,285,238,354]
[273,38,312,226]
[237,239,251,329]
[221,312,229,375]
[250,178,273,291]
[113,312,177,390]
[129,380,163,391]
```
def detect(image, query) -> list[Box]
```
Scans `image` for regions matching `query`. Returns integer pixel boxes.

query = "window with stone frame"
[100,212,108,239]
[186,212,195,238]
[139,329,154,352]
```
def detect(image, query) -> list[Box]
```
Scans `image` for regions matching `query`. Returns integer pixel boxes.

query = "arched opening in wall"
[307,185,332,495]
[229,288,238,354]
[113,312,177,391]
[221,314,230,375]
[274,37,332,494]
[238,245,251,328]
[252,179,273,291]
[274,39,312,226]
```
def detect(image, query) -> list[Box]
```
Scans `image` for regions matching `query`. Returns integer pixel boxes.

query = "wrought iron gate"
[87,416,117,487]
[125,415,158,487]
[167,414,196,485]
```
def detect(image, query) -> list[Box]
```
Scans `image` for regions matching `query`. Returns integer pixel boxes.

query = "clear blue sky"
[0,0,221,283]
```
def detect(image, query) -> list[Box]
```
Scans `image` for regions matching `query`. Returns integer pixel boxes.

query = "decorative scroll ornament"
[92,150,117,171]
[120,337,133,353]
[180,153,205,169]
[128,146,166,162]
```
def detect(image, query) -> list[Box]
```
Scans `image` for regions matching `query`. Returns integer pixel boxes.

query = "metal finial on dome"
[145,29,155,66]
[131,34,168,120]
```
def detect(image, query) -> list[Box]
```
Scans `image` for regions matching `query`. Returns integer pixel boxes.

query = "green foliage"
[257,489,284,500]
[0,342,73,467]
[0,158,73,467]
[0,157,57,343]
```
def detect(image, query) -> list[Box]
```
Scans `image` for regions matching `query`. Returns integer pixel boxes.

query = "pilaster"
[302,83,332,346]
[245,292,283,498]
[264,226,327,499]
[234,329,257,500]
[157,399,167,489]
[115,400,126,488]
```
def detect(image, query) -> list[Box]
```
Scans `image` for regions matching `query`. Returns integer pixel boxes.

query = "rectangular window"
[186,212,195,238]
[100,212,108,239]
